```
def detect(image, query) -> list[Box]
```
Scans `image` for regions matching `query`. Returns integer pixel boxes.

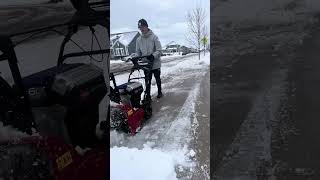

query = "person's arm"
[152,35,162,59]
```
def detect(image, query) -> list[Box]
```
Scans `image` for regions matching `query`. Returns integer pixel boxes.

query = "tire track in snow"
[159,83,200,150]
[214,69,287,179]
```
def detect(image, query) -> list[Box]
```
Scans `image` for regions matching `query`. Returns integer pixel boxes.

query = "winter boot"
[157,92,163,98]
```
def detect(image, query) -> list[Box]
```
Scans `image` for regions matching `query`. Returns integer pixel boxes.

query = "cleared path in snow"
[110,53,210,179]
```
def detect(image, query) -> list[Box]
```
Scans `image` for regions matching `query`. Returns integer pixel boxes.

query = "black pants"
[144,68,161,99]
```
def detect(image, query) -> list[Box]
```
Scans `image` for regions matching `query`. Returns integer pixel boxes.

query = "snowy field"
[110,53,210,180]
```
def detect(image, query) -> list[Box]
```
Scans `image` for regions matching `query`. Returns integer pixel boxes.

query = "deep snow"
[111,146,188,180]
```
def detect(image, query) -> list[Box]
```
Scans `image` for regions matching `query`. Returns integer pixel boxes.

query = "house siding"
[112,41,126,59]
[110,31,141,59]
[127,33,140,55]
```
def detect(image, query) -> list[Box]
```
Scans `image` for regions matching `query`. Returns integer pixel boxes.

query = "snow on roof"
[111,31,139,46]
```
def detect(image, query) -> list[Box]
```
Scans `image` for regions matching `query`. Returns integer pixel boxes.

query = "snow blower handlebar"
[130,55,153,71]
[128,55,154,82]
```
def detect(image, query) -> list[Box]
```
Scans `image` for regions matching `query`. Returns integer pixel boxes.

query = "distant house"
[110,31,140,59]
[180,45,191,55]
[162,41,182,56]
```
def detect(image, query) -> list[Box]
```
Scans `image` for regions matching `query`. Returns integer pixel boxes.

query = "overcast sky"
[111,0,210,47]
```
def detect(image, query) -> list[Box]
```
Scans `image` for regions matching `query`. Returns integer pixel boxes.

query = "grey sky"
[111,0,210,47]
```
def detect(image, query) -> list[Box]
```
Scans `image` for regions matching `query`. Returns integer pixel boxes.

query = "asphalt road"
[272,19,320,179]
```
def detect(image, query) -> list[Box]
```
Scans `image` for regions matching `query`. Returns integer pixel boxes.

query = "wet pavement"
[212,0,320,178]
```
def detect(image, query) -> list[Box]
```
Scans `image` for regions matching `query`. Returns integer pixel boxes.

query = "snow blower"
[109,55,154,134]
[0,0,110,179]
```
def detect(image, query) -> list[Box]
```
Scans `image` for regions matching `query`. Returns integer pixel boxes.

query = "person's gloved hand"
[146,54,154,61]
[131,56,139,65]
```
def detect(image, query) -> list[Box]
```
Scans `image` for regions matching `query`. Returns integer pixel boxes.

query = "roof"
[111,31,140,47]
[163,41,181,50]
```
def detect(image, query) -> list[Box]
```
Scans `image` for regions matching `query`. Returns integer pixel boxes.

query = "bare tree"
[186,6,207,60]
[201,25,209,56]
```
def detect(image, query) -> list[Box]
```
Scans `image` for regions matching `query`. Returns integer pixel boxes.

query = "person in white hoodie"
[132,19,163,99]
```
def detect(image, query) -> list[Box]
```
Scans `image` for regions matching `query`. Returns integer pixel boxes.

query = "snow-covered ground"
[213,0,320,178]
[110,53,210,180]
[111,146,188,180]
[110,53,198,74]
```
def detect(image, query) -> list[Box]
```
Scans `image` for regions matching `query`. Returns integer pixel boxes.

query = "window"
[114,48,120,56]
[114,48,124,56]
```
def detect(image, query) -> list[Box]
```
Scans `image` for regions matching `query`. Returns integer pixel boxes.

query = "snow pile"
[161,53,210,78]
[111,146,188,180]
[161,54,183,60]
[110,60,126,65]
[160,84,200,150]
[110,130,126,146]
[199,52,210,66]
[0,121,29,142]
